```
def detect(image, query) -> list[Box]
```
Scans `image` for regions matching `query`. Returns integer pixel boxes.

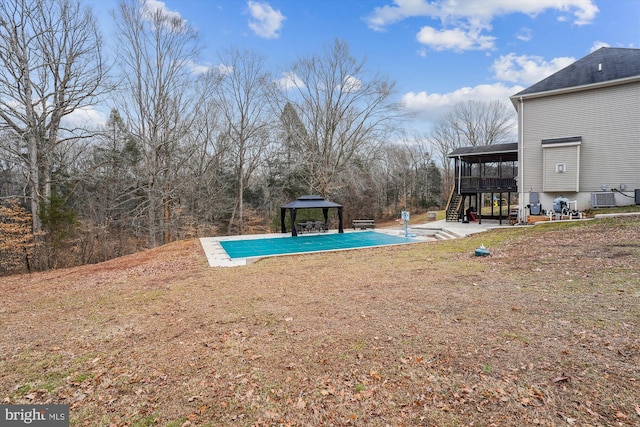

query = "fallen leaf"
[295,397,306,409]
[585,407,600,417]
[552,373,571,383]
[615,411,627,420]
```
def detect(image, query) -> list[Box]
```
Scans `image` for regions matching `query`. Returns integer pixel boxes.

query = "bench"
[352,219,375,230]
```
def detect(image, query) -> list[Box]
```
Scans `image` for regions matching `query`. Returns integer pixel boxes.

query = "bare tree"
[430,118,463,198]
[431,100,515,194]
[113,0,200,247]
[401,133,441,208]
[0,0,105,234]
[450,100,515,147]
[275,39,403,197]
[178,80,229,233]
[205,48,273,235]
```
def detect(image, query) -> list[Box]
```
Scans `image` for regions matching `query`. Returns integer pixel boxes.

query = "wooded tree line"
[0,0,514,275]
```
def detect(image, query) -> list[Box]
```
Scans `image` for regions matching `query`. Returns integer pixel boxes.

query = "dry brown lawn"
[1,217,639,427]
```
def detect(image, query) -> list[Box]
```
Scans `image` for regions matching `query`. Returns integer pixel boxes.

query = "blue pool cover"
[219,231,416,259]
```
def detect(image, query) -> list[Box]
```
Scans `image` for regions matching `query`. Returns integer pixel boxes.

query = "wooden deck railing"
[459,177,517,192]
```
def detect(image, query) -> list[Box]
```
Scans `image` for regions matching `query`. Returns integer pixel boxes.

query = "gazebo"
[281,195,344,236]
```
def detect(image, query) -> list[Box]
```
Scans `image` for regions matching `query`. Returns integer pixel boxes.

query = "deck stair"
[445,192,462,222]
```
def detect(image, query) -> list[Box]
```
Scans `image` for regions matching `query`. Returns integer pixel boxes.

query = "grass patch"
[1,216,639,426]
[131,414,161,427]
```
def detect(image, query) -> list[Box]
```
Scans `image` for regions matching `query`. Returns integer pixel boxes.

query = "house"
[510,47,640,221]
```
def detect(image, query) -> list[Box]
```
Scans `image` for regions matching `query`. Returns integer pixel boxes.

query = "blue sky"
[83,0,640,134]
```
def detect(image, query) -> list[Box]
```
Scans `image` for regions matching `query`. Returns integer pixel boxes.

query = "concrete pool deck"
[199,219,510,267]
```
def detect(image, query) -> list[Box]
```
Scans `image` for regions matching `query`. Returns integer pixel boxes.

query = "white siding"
[543,144,579,192]
[520,81,640,209]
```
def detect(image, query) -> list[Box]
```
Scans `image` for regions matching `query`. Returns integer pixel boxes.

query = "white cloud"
[182,61,232,76]
[590,40,610,52]
[63,106,108,129]
[342,75,362,93]
[141,0,187,29]
[215,63,234,76]
[401,83,523,123]
[570,1,599,25]
[515,27,532,42]
[247,1,286,39]
[367,0,599,29]
[491,53,575,85]
[276,71,305,90]
[416,26,495,51]
[365,0,438,31]
[185,60,211,75]
[277,73,362,94]
[365,0,598,52]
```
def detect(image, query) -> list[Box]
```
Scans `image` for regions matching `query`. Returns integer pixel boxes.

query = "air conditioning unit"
[591,192,616,208]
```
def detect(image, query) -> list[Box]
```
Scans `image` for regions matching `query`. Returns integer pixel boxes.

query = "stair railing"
[444,185,462,221]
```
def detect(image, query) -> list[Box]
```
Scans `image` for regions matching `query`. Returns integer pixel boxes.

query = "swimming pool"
[219,231,417,259]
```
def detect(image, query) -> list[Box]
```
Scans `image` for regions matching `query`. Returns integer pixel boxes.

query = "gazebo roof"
[281,195,342,209]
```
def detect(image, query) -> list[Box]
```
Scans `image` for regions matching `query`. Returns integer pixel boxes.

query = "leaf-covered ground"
[1,217,639,426]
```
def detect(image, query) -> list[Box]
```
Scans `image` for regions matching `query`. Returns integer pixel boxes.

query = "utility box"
[529,192,541,215]
[591,192,616,208]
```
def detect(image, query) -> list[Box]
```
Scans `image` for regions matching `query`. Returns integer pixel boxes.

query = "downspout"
[518,96,526,224]
[576,144,580,195]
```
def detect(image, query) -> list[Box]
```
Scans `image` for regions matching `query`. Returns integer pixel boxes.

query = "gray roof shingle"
[281,195,342,209]
[513,47,640,97]
[448,142,518,162]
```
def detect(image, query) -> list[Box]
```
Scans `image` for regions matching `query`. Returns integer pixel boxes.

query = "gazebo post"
[281,208,287,233]
[291,208,298,236]
[338,207,344,233]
